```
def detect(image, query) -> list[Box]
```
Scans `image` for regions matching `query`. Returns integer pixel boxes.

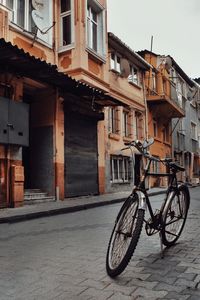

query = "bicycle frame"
[131,154,180,231]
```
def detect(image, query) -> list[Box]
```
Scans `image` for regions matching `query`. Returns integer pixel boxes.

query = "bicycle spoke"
[106,195,145,277]
[161,187,189,246]
[164,230,179,237]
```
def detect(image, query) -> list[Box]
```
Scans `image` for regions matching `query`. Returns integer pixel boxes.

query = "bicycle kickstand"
[159,232,164,259]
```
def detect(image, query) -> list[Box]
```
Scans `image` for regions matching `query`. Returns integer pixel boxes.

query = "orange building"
[0,0,122,207]
[138,50,195,187]
[102,33,150,193]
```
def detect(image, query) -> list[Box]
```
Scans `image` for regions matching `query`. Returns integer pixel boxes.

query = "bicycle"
[106,138,190,278]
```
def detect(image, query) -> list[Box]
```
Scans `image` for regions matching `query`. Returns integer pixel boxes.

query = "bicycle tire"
[106,193,145,277]
[161,184,190,247]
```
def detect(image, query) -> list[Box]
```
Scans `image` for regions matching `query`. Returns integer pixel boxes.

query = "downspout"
[53,0,58,66]
[142,71,148,139]
[54,88,59,201]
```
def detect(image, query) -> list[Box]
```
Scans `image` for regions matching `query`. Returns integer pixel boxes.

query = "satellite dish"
[32,10,46,31]
[120,58,130,77]
[32,0,51,33]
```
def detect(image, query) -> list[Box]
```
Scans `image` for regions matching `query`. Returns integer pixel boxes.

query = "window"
[110,52,121,73]
[1,0,28,28]
[128,65,139,86]
[152,71,157,91]
[1,0,53,45]
[176,82,182,107]
[135,112,144,140]
[60,0,73,48]
[152,156,160,174]
[153,119,158,137]
[122,110,132,138]
[162,124,169,143]
[170,68,177,85]
[179,118,185,134]
[108,107,119,134]
[110,156,131,183]
[4,0,13,9]
[87,0,105,57]
[191,122,197,140]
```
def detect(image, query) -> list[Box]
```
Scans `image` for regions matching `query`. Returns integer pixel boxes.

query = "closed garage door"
[65,111,99,197]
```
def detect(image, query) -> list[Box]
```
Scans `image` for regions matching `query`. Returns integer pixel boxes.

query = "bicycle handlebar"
[121,138,184,171]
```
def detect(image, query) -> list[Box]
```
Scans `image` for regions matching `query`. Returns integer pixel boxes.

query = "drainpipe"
[54,88,59,201]
[142,72,148,139]
[53,0,58,66]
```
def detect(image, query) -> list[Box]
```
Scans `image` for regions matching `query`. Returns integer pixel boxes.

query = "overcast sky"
[107,0,200,79]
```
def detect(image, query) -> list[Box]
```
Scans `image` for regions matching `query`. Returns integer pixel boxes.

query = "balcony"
[147,79,185,119]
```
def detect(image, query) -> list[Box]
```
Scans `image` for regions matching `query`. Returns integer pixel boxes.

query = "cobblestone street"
[0,187,200,300]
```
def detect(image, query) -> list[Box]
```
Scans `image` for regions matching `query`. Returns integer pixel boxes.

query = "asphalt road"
[0,187,200,299]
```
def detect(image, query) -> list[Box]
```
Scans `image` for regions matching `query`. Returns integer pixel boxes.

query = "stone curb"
[0,190,166,224]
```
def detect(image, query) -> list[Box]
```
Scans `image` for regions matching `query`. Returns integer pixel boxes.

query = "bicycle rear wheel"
[161,185,190,247]
[106,193,144,277]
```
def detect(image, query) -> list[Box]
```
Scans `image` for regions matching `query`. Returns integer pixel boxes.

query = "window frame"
[191,121,197,140]
[151,70,157,92]
[153,119,158,138]
[122,109,133,138]
[1,0,53,46]
[179,118,186,135]
[86,0,106,60]
[1,0,28,28]
[108,107,120,135]
[152,156,160,174]
[162,124,169,143]
[110,155,131,183]
[59,0,75,51]
[110,52,121,73]
[135,112,144,140]
[128,64,140,86]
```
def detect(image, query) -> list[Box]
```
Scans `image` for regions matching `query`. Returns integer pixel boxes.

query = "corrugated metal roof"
[0,38,123,106]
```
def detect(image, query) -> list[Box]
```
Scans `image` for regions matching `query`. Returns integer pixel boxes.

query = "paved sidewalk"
[0,188,167,224]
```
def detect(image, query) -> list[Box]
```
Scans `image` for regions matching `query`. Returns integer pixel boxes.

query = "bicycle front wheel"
[161,185,190,247]
[106,193,144,277]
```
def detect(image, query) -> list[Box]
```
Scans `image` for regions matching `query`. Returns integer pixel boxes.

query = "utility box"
[11,165,24,207]
[0,97,29,146]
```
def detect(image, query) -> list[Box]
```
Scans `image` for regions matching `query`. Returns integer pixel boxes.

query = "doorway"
[22,84,55,195]
[134,154,142,186]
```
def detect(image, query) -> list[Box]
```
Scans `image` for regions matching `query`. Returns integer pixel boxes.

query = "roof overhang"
[108,33,151,71]
[0,38,122,107]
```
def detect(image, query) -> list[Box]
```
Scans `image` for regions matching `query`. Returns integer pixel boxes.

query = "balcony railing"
[170,84,182,109]
[147,79,185,118]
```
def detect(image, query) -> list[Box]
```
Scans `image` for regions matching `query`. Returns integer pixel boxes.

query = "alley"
[0,188,200,300]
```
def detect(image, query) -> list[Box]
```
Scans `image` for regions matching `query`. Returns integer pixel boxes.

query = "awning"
[0,38,122,107]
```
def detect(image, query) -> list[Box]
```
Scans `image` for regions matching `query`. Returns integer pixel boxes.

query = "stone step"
[24,196,55,205]
[24,192,49,200]
[24,189,55,205]
[24,189,42,194]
